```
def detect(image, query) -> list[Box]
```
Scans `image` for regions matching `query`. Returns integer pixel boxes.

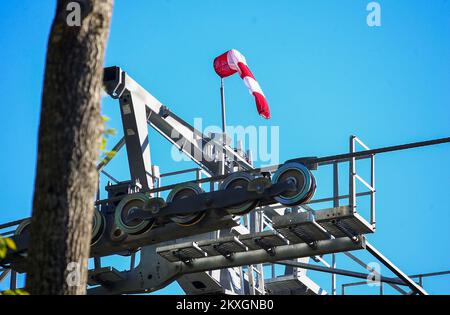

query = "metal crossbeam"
[174,237,366,275]
[277,260,407,286]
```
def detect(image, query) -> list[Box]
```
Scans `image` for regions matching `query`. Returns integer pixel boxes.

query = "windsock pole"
[220,78,227,175]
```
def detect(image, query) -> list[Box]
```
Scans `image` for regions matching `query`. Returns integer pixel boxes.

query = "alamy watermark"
[170,118,280,168]
[66,2,82,27]
[66,261,81,287]
[367,2,382,27]
[366,262,382,287]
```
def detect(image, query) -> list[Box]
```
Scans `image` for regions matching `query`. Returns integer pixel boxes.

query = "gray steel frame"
[1,66,449,295]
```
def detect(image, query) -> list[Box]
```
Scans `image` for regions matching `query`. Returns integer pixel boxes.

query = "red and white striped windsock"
[213,49,271,119]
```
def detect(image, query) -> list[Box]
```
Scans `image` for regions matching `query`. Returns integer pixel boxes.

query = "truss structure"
[1,67,449,295]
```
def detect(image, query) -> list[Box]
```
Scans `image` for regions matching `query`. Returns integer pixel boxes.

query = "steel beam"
[0,269,10,282]
[276,260,407,286]
[175,237,366,275]
[96,136,126,172]
[118,89,153,190]
[103,66,252,176]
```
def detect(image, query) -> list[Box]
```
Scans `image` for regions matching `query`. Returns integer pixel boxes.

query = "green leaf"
[100,137,107,151]
[0,246,6,259]
[5,238,16,251]
[104,128,117,137]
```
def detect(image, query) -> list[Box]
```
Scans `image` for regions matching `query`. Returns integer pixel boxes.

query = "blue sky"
[0,1,449,294]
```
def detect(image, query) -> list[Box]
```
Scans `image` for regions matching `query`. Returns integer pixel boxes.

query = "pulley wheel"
[301,170,317,205]
[167,183,206,226]
[114,193,154,235]
[91,209,105,245]
[219,172,258,215]
[15,219,31,236]
[272,162,313,206]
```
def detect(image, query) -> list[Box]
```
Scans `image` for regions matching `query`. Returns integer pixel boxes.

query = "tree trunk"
[26,0,113,295]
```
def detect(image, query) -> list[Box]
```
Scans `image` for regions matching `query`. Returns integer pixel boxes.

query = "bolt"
[150,206,159,214]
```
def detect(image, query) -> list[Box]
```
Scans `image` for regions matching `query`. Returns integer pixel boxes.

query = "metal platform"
[1,64,443,295]
[272,211,330,245]
[198,236,247,259]
[315,206,374,238]
[265,274,327,295]
[157,242,207,263]
[239,230,289,252]
[272,206,374,243]
[88,267,125,287]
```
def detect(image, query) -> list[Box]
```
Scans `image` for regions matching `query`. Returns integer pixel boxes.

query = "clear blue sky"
[0,1,449,294]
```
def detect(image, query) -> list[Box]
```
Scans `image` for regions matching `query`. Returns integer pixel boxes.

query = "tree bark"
[26,0,113,295]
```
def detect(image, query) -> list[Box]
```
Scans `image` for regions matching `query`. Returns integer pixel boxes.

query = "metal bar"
[365,241,428,295]
[96,136,126,171]
[277,261,418,286]
[409,270,450,279]
[175,237,366,275]
[0,269,10,282]
[371,154,376,226]
[94,257,101,269]
[315,137,450,165]
[160,168,201,178]
[353,136,371,150]
[341,270,450,293]
[196,169,202,182]
[0,219,27,230]
[130,253,136,270]
[332,162,339,295]
[349,136,356,212]
[333,162,340,207]
[331,254,337,295]
[0,230,15,236]
[101,170,119,184]
[343,280,367,287]
[308,192,372,205]
[220,78,227,176]
[10,270,17,290]
[315,255,331,268]
[248,265,256,295]
[276,260,407,286]
[354,174,375,192]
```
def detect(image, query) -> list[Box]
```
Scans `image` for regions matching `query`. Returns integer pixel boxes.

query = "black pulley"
[114,193,154,235]
[91,208,105,245]
[272,162,316,206]
[220,172,259,215]
[166,183,206,226]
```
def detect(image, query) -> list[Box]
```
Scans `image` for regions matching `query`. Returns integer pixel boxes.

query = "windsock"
[213,49,271,119]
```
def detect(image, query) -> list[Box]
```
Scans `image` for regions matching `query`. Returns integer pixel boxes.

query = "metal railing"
[342,270,450,295]
[349,135,376,227]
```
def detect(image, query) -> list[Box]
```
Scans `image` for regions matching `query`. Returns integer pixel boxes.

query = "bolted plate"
[239,230,289,251]
[315,206,374,238]
[198,236,248,257]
